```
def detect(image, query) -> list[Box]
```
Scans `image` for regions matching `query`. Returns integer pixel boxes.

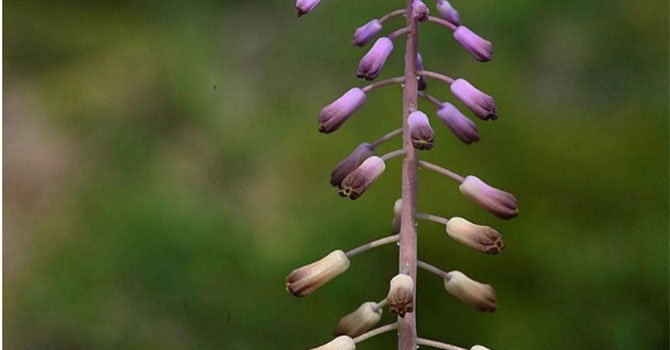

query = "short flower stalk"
[288,0,518,349]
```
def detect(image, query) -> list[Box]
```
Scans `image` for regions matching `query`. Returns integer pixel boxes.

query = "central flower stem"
[398,1,419,349]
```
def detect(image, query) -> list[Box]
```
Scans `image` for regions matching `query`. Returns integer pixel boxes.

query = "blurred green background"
[4,0,668,349]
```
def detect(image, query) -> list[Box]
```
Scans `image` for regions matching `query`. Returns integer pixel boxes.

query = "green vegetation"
[4,0,668,349]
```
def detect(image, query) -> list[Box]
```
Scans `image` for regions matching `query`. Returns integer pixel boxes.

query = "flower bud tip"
[296,0,322,17]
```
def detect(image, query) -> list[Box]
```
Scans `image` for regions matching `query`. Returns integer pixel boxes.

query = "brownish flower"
[286,250,351,297]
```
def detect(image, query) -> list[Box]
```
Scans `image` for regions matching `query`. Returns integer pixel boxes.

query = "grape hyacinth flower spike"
[287,1,520,349]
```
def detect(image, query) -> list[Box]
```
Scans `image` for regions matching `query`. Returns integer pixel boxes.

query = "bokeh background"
[4,0,669,349]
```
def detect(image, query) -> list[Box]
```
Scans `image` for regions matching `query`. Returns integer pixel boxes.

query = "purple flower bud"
[352,19,383,47]
[416,53,427,91]
[356,37,394,81]
[296,0,322,17]
[436,0,461,26]
[319,88,367,133]
[408,111,435,150]
[436,102,480,144]
[459,176,519,219]
[450,79,497,120]
[411,0,430,22]
[330,143,376,187]
[453,26,493,62]
[339,156,386,200]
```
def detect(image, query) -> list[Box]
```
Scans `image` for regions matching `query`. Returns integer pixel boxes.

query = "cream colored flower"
[446,217,504,255]
[335,301,382,337]
[310,336,356,350]
[286,250,350,297]
[386,274,414,317]
[444,271,497,312]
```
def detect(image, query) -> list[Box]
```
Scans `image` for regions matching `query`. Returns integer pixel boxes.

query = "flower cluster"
[288,1,519,349]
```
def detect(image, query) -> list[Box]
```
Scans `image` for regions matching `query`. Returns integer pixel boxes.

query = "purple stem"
[388,26,411,41]
[379,9,407,24]
[417,70,455,84]
[426,15,458,31]
[398,0,419,349]
[362,76,405,93]
[418,91,442,107]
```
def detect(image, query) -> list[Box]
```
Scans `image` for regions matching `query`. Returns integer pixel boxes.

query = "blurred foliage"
[3,0,668,349]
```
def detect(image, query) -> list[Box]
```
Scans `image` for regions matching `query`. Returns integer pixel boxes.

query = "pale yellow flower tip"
[310,335,356,350]
[286,250,351,297]
[444,270,497,312]
[335,301,383,337]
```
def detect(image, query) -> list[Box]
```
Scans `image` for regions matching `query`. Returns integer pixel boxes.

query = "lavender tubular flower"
[436,102,480,144]
[310,336,356,350]
[408,110,435,150]
[446,217,504,255]
[453,26,493,62]
[450,79,497,120]
[339,156,386,200]
[286,250,351,297]
[412,0,429,22]
[436,0,461,26]
[357,37,394,81]
[335,302,383,337]
[296,0,322,17]
[416,53,427,91]
[386,274,414,317]
[459,175,519,219]
[352,19,383,47]
[330,143,376,187]
[443,271,497,312]
[319,88,367,133]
